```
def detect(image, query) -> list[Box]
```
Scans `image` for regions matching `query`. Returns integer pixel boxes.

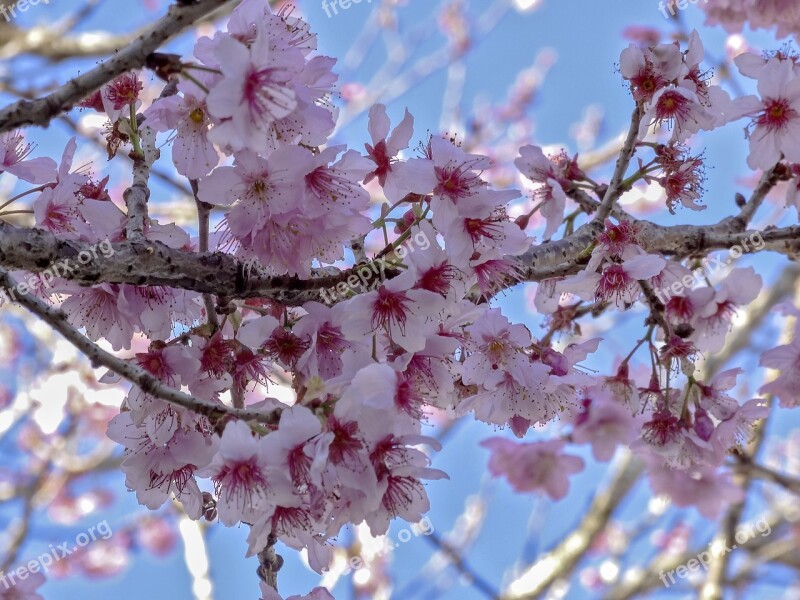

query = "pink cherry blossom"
[0,130,56,183]
[571,387,642,461]
[620,42,682,102]
[481,437,584,500]
[107,412,214,518]
[342,270,446,353]
[688,267,762,353]
[646,459,744,519]
[640,84,716,143]
[363,104,437,202]
[759,336,800,408]
[733,58,800,170]
[514,144,571,240]
[557,253,666,305]
[198,420,292,526]
[461,307,532,389]
[712,399,769,454]
[0,570,46,599]
[145,77,219,179]
[206,28,302,154]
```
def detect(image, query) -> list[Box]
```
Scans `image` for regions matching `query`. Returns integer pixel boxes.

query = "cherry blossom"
[0,130,56,183]
[198,420,293,526]
[145,76,220,179]
[759,336,800,408]
[480,437,585,500]
[515,144,569,239]
[0,570,46,600]
[205,26,302,155]
[646,460,744,519]
[733,57,800,169]
[571,387,642,461]
[363,104,437,202]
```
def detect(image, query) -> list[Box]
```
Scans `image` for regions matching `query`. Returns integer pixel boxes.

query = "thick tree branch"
[0,0,235,134]
[1,218,799,306]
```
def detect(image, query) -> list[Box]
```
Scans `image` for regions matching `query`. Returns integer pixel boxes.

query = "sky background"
[0,0,798,599]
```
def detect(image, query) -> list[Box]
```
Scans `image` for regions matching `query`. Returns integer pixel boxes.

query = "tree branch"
[191,179,219,331]
[0,267,279,424]
[123,125,158,242]
[1,217,799,306]
[502,454,644,599]
[423,530,501,600]
[0,0,235,134]
[732,460,800,495]
[593,103,644,223]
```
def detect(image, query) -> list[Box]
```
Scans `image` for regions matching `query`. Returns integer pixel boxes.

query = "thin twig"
[0,267,280,425]
[503,454,644,599]
[593,103,644,223]
[190,179,219,331]
[423,530,502,600]
[0,0,236,134]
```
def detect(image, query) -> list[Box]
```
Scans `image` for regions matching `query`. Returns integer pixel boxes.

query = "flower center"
[189,107,205,124]
[757,98,797,131]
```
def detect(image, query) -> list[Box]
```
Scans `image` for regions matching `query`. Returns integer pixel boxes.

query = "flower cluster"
[0,0,546,593]
[621,31,733,144]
